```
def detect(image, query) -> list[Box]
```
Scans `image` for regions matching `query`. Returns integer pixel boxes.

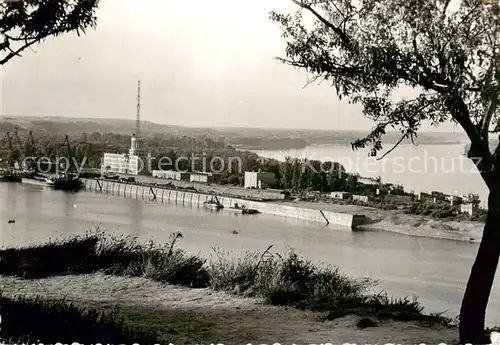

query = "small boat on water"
[204,202,223,210]
[51,173,84,192]
[203,195,223,210]
[0,170,22,183]
[21,175,55,187]
[21,173,83,192]
[225,203,259,215]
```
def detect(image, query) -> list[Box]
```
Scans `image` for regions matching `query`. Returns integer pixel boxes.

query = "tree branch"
[376,131,409,160]
[290,0,354,50]
[0,37,40,65]
[481,95,498,139]
[375,97,439,160]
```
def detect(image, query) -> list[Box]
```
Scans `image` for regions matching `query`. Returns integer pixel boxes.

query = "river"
[252,143,490,206]
[1,182,499,325]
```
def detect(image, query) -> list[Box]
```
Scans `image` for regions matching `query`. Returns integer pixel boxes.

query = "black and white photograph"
[0,0,499,344]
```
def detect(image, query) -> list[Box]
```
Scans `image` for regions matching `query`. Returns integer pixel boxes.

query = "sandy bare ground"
[0,273,458,344]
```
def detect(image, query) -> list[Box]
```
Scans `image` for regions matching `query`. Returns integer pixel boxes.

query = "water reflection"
[128,197,143,237]
[6,183,17,216]
[63,192,77,216]
[23,184,43,234]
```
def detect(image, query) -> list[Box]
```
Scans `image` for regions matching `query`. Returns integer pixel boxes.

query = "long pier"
[81,178,365,229]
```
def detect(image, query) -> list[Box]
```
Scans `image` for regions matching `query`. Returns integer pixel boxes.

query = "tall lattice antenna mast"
[135,80,141,138]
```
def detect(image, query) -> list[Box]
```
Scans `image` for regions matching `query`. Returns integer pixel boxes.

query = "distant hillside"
[0,116,470,150]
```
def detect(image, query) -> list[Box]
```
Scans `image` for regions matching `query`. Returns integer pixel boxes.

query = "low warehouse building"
[353,195,369,203]
[152,170,189,181]
[330,191,352,200]
[189,172,222,184]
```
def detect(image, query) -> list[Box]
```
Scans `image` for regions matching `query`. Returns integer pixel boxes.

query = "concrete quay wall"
[82,178,361,229]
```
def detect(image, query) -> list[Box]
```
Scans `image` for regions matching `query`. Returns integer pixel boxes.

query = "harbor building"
[330,191,352,200]
[152,170,189,181]
[189,172,223,184]
[244,171,276,189]
[102,153,129,174]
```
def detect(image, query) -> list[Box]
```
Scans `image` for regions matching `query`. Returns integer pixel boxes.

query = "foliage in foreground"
[270,0,500,342]
[0,231,456,327]
[0,295,160,344]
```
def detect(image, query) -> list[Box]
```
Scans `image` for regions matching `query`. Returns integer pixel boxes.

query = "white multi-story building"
[102,153,129,174]
[101,134,148,176]
[128,155,142,175]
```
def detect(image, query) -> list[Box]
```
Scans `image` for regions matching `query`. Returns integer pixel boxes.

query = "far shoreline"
[245,140,470,152]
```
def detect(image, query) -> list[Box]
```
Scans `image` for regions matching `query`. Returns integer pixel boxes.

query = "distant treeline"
[229,137,308,150]
[0,117,469,153]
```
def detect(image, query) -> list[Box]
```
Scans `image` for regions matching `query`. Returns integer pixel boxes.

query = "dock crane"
[12,127,23,169]
[13,127,21,148]
[28,131,35,148]
[63,134,78,176]
[4,131,14,168]
[0,131,23,181]
[23,130,38,172]
[4,131,22,169]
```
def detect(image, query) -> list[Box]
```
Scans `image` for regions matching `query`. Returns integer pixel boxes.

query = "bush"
[0,295,160,344]
[208,246,452,324]
[404,200,458,220]
[96,232,209,288]
[0,230,210,288]
[0,234,98,278]
[227,174,240,185]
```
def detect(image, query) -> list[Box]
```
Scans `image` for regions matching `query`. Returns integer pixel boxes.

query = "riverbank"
[0,233,460,344]
[280,200,484,242]
[82,177,485,242]
[141,176,487,242]
[81,178,360,228]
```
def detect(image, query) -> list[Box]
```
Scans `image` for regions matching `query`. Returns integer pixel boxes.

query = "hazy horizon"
[1,0,460,133]
[0,115,469,136]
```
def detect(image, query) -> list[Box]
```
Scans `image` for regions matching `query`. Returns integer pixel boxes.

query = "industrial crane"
[28,131,35,148]
[0,131,23,181]
[4,132,14,168]
[13,126,21,149]
[4,130,22,169]
[23,130,38,172]
[61,134,81,177]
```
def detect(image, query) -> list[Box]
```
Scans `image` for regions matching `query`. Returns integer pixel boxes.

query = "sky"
[0,0,457,132]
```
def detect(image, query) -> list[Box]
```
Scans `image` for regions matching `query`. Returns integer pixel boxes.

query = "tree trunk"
[459,189,500,344]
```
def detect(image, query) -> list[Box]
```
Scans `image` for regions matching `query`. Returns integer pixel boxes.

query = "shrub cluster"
[404,200,458,219]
